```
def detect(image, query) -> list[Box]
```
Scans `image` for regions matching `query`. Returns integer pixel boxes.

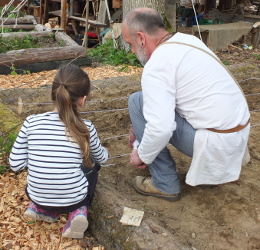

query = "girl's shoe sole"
[62,215,89,238]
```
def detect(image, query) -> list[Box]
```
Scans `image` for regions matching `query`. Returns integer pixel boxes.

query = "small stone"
[191,232,196,239]
[162,232,168,237]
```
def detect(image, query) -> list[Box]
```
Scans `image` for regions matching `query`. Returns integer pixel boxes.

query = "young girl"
[9,64,109,239]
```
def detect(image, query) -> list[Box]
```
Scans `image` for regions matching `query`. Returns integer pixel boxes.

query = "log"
[55,31,79,46]
[0,46,87,67]
[1,31,53,39]
[0,25,36,30]
[0,17,33,25]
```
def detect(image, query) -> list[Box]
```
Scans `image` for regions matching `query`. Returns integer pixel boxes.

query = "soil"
[0,31,260,249]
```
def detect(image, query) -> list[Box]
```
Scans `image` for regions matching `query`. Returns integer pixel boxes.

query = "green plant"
[253,54,260,60]
[0,28,13,33]
[0,132,17,174]
[9,64,30,75]
[88,40,142,67]
[222,61,230,65]
[0,34,37,53]
[10,64,17,75]
[0,5,25,18]
[0,34,60,54]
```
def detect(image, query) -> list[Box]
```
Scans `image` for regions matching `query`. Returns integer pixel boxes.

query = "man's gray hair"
[124,7,166,35]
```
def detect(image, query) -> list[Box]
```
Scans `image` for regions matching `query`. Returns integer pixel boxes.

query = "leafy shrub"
[88,40,141,67]
[0,34,37,53]
[0,34,62,53]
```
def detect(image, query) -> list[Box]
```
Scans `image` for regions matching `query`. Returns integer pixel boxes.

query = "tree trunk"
[123,0,166,16]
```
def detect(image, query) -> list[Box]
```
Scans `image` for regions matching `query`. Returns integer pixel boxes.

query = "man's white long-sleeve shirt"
[138,33,250,186]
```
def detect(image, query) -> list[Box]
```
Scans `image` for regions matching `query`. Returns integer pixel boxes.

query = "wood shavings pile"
[0,65,143,90]
[0,171,105,249]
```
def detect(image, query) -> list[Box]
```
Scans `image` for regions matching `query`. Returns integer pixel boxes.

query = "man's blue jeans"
[128,91,196,194]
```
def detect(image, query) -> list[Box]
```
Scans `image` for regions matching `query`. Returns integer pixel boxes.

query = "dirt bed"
[0,41,260,249]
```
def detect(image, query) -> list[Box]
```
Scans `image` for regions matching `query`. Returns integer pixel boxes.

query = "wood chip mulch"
[0,65,142,249]
[0,65,143,90]
[0,171,107,250]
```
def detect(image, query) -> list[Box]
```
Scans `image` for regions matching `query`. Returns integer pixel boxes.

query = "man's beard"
[136,45,149,66]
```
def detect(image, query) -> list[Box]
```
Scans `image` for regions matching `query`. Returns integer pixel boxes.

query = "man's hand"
[129,125,136,148]
[130,149,147,169]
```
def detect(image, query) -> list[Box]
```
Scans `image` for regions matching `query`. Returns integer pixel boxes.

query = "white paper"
[120,207,144,227]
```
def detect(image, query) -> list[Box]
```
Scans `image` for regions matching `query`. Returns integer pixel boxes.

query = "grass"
[0,132,17,174]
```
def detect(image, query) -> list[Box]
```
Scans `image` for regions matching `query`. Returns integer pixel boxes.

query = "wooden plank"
[69,15,107,27]
[49,10,62,16]
[111,7,122,22]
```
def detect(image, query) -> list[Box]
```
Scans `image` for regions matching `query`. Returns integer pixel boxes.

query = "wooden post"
[82,0,89,48]
[43,0,49,24]
[60,0,67,30]
[40,0,43,24]
[17,97,23,115]
[70,0,74,16]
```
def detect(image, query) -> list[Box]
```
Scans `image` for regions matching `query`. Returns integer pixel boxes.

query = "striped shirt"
[9,112,108,207]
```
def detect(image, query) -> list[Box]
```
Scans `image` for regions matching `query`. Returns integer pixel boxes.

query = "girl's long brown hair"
[51,64,92,166]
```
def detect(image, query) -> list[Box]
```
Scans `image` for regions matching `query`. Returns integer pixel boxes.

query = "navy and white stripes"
[9,112,108,207]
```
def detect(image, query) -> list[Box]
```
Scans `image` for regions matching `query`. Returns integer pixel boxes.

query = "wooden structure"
[0,30,87,67]
[192,21,260,51]
[0,15,38,30]
[38,0,113,45]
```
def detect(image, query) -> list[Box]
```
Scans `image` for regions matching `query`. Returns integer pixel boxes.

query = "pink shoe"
[62,206,88,238]
[24,201,60,223]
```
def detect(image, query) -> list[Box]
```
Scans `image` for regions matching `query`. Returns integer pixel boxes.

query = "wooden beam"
[60,0,67,30]
[69,16,107,27]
